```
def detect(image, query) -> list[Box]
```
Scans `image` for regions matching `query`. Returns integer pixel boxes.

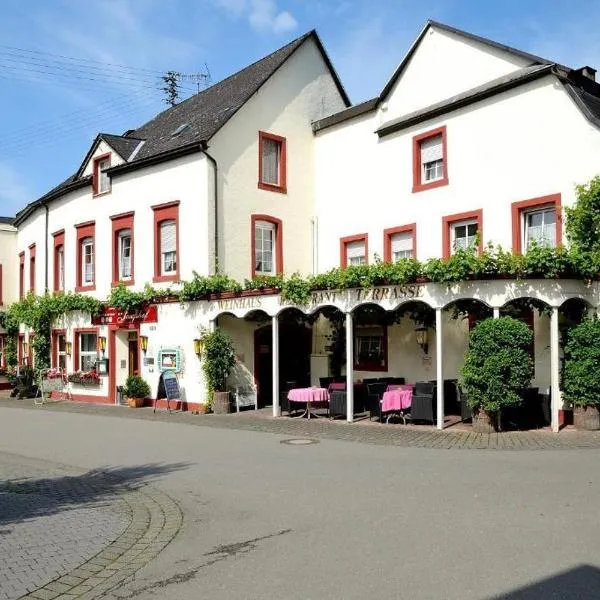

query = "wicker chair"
[367,383,388,422]
[409,382,436,424]
[329,385,367,419]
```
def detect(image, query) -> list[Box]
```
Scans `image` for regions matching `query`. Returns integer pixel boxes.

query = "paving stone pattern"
[0,452,182,600]
[3,395,600,450]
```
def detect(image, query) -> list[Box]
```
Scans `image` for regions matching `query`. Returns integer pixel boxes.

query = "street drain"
[280,438,320,445]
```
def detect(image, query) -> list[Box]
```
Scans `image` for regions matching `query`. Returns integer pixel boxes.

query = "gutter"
[200,142,219,274]
[43,201,49,292]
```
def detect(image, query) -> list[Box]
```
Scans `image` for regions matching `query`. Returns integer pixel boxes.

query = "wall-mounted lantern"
[97,336,107,356]
[140,335,149,354]
[22,342,29,356]
[415,326,429,355]
[193,338,203,357]
[65,341,72,356]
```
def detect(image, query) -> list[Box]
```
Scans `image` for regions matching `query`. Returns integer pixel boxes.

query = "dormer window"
[93,154,111,195]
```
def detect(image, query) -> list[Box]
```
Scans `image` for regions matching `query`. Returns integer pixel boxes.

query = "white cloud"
[0,162,32,215]
[214,0,298,35]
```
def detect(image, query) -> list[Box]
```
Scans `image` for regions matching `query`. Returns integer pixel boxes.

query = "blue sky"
[1,0,600,217]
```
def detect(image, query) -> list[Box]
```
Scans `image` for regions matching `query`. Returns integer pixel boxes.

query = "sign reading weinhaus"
[92,305,158,327]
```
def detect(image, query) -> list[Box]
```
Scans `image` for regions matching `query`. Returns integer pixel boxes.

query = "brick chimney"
[574,66,596,81]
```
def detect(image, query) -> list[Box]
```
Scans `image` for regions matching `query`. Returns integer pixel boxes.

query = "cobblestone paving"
[3,395,600,451]
[0,451,183,600]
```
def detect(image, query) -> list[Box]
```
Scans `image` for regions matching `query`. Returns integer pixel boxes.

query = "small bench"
[233,387,257,412]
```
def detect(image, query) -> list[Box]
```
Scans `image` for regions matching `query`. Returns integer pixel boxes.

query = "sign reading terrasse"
[91,305,158,326]
[309,285,424,306]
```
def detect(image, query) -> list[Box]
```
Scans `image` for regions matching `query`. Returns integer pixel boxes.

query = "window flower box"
[67,370,101,386]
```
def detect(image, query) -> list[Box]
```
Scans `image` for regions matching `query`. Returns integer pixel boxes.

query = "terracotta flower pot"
[573,405,600,431]
[472,409,497,433]
[127,397,145,408]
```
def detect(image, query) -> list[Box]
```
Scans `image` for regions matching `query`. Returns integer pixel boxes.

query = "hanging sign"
[92,305,158,326]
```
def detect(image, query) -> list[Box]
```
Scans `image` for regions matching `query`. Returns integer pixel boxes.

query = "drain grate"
[280,438,319,446]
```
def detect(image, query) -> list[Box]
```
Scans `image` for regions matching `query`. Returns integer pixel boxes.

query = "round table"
[287,387,330,419]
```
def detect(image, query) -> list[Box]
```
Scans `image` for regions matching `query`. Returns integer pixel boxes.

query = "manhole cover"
[280,438,320,445]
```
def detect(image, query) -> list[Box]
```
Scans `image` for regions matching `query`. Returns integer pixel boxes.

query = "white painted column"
[208,319,216,332]
[345,312,354,423]
[550,306,561,433]
[436,308,444,430]
[493,307,500,319]
[272,315,280,417]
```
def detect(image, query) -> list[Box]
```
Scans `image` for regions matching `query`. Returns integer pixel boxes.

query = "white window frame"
[118,230,132,280]
[451,220,478,254]
[57,246,65,291]
[79,332,97,372]
[420,135,444,183]
[255,221,276,275]
[160,220,177,276]
[390,231,413,262]
[522,207,557,251]
[97,158,111,194]
[81,237,94,285]
[354,325,386,369]
[261,137,282,186]
[345,240,366,266]
[57,333,67,371]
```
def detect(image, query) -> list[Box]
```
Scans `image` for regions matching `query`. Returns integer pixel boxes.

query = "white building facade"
[5,22,600,431]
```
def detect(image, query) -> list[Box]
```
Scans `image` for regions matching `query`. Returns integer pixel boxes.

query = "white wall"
[81,139,126,177]
[0,223,17,307]
[315,76,600,269]
[209,36,347,280]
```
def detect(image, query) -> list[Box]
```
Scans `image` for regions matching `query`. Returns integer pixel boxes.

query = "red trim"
[111,212,135,286]
[53,230,65,292]
[92,153,111,196]
[442,209,483,260]
[383,224,417,262]
[18,334,24,367]
[354,324,388,372]
[18,252,24,300]
[0,264,3,306]
[28,244,36,294]
[73,327,98,372]
[51,329,67,369]
[258,131,287,194]
[250,214,283,278]
[108,324,140,404]
[412,126,449,193]
[511,193,562,254]
[75,221,96,291]
[152,202,180,283]
[340,233,368,268]
[50,392,111,404]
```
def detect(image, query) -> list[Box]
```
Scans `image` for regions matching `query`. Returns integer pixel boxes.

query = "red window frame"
[18,252,25,300]
[511,193,562,254]
[152,201,180,283]
[75,221,96,292]
[111,211,135,286]
[251,214,283,278]
[29,244,36,294]
[0,334,5,368]
[92,153,111,196]
[383,224,417,262]
[354,324,388,372]
[340,234,368,268]
[0,264,3,306]
[51,329,67,369]
[412,126,449,193]
[53,230,65,292]
[258,131,287,194]
[442,210,483,260]
[73,327,99,373]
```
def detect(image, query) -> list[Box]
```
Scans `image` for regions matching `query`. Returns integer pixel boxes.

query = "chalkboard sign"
[154,370,181,413]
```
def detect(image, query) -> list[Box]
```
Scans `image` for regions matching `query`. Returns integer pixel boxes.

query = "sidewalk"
[1,394,599,450]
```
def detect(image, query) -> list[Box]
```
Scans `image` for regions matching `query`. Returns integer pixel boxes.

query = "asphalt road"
[1,405,600,599]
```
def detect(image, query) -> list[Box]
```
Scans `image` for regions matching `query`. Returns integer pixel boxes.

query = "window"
[512,194,562,254]
[78,332,97,372]
[53,230,65,292]
[258,131,286,193]
[251,215,283,277]
[93,154,111,195]
[29,244,36,293]
[340,234,368,268]
[384,225,416,262]
[82,238,94,285]
[118,230,132,279]
[111,212,135,285]
[75,222,95,291]
[153,202,179,282]
[18,252,24,300]
[254,221,275,275]
[442,210,483,259]
[412,126,448,193]
[354,325,388,371]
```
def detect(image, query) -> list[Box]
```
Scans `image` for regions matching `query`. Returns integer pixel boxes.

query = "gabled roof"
[14,30,349,226]
[0,216,15,225]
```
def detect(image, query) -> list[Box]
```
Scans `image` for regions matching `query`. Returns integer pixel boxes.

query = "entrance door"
[128,338,139,376]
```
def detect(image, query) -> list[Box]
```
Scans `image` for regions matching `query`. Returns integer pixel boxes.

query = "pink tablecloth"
[381,388,413,412]
[287,387,330,403]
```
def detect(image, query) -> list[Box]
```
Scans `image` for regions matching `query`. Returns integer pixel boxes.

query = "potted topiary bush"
[200,328,236,414]
[123,374,151,408]
[563,318,600,430]
[460,316,533,433]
